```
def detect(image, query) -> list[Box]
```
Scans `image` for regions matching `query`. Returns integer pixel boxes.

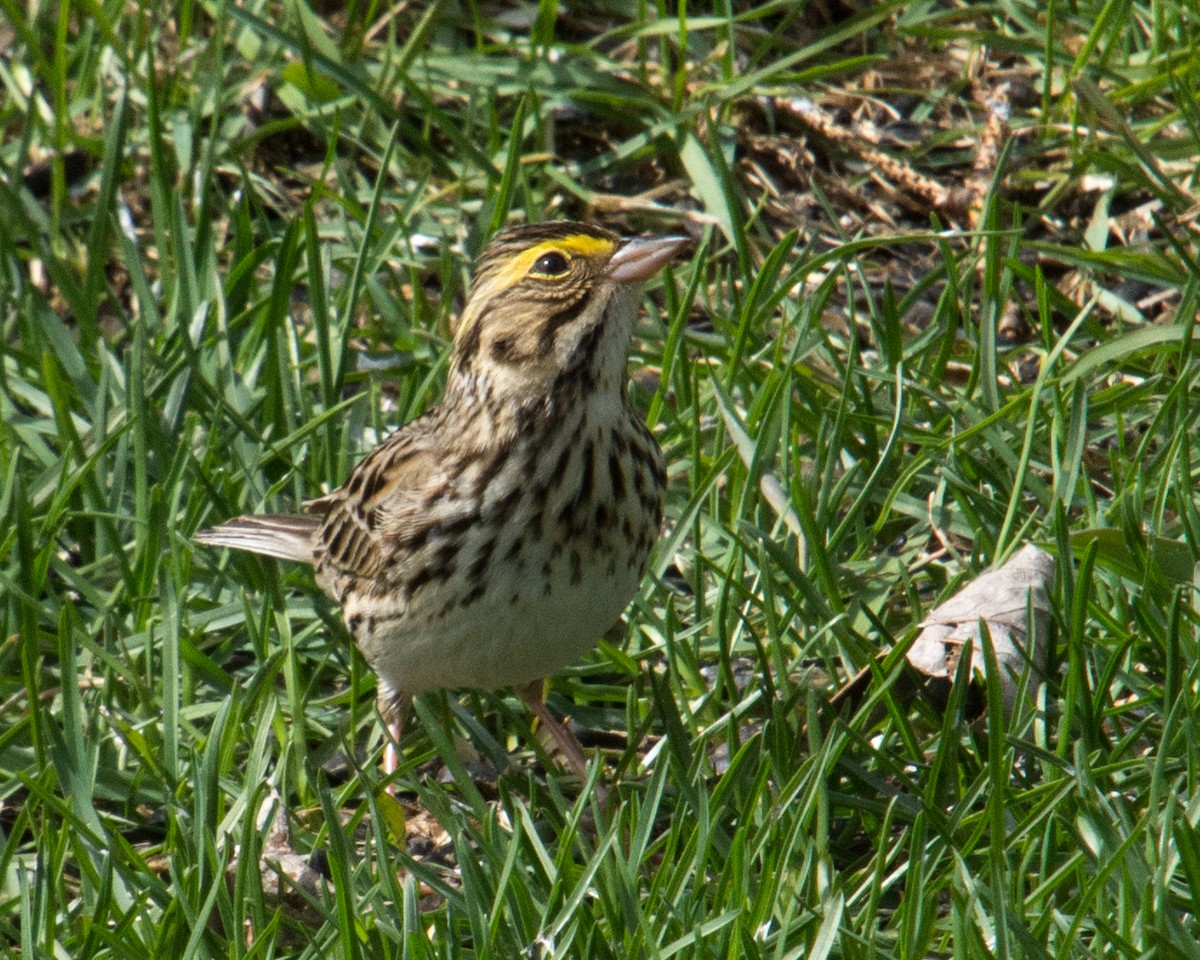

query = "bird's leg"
[378,687,412,796]
[383,717,405,779]
[515,680,603,794]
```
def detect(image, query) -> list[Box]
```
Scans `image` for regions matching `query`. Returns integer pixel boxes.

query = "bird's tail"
[195,514,321,564]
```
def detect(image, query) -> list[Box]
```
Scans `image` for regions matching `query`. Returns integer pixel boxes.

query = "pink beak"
[607,235,691,283]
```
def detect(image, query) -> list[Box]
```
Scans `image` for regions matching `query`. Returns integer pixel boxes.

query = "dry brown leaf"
[907,543,1054,712]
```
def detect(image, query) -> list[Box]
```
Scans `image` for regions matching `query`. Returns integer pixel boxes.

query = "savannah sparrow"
[196,222,688,783]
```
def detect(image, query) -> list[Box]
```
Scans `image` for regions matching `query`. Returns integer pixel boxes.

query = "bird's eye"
[531,251,570,277]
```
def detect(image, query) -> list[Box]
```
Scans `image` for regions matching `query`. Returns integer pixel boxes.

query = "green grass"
[4,1,1200,957]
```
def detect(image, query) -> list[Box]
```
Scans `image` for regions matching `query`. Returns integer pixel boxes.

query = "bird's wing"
[306,410,458,583]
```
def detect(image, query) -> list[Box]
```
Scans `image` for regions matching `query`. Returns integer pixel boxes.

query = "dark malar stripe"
[538,291,592,353]
[456,319,483,363]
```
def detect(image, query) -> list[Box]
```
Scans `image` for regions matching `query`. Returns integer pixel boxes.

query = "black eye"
[532,251,570,276]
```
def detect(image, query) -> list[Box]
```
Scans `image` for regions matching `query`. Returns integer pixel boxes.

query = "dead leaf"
[908,543,1054,713]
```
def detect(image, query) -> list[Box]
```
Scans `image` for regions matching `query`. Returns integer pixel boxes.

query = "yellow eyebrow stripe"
[491,235,616,289]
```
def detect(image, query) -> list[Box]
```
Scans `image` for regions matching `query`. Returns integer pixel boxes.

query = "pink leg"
[515,680,599,787]
[379,691,410,796]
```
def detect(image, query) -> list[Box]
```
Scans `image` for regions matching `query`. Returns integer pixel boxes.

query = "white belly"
[366,551,642,694]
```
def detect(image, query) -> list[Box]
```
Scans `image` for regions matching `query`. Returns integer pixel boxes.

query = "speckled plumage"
[197,222,686,771]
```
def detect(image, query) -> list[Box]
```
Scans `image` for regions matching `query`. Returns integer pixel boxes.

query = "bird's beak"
[606,235,691,283]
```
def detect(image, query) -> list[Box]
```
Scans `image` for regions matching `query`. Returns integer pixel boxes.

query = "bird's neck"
[443,353,630,443]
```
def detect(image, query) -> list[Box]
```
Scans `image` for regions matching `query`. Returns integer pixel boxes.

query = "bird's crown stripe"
[488,235,616,289]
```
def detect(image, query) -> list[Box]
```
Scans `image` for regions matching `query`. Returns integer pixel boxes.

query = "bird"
[196,221,689,788]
